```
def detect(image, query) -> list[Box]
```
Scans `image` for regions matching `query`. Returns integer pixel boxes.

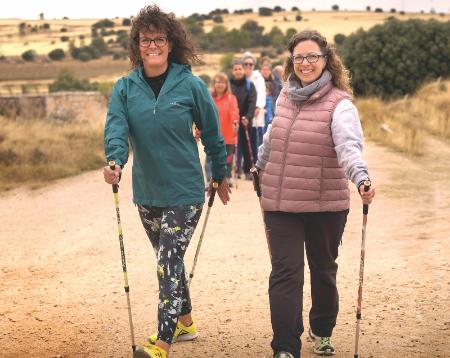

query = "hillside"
[0,11,447,57]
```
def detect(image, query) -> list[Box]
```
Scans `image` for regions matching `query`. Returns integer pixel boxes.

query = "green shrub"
[213,15,223,23]
[92,19,115,29]
[339,18,450,98]
[259,7,273,16]
[78,51,92,62]
[60,36,70,42]
[21,49,37,61]
[220,52,235,70]
[49,70,97,92]
[334,33,346,45]
[48,48,65,61]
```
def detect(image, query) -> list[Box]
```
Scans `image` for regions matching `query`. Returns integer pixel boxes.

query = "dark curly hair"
[128,4,199,68]
[283,30,352,95]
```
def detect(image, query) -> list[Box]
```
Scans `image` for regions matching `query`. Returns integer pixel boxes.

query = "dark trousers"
[238,125,254,173]
[264,210,349,358]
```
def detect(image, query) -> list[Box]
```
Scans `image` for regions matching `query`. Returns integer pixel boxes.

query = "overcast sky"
[2,0,448,19]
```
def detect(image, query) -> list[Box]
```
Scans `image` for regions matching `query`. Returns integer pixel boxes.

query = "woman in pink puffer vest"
[256,30,375,358]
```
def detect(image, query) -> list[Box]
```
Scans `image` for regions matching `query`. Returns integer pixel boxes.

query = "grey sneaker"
[308,329,336,356]
[275,352,294,358]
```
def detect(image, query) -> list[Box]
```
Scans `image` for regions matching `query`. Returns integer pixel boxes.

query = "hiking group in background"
[204,52,283,185]
[103,4,375,358]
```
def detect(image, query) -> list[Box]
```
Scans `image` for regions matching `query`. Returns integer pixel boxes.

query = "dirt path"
[1,138,449,358]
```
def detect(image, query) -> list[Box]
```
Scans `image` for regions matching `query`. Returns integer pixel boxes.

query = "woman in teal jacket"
[103,5,230,358]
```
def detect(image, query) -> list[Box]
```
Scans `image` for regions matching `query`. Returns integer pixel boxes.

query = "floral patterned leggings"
[137,203,203,344]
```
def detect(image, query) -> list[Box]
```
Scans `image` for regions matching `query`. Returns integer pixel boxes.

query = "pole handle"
[108,160,120,193]
[250,167,262,197]
[207,181,219,207]
[363,180,371,215]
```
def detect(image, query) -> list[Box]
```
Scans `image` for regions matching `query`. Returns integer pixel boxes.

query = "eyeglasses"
[138,37,168,48]
[292,53,326,64]
[243,62,255,67]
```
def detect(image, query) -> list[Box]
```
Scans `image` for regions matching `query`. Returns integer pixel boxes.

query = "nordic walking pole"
[250,167,272,258]
[354,179,372,358]
[108,160,136,353]
[189,181,219,283]
[244,125,255,164]
[234,143,238,190]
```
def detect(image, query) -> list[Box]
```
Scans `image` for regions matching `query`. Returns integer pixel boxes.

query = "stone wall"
[0,92,107,123]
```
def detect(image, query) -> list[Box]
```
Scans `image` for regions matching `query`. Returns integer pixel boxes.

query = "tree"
[48,48,65,61]
[90,37,108,55]
[21,49,37,61]
[182,16,204,37]
[92,19,115,29]
[332,5,339,11]
[18,22,27,36]
[269,26,285,48]
[39,13,44,20]
[366,6,371,11]
[241,20,266,47]
[213,15,223,23]
[285,28,297,42]
[334,33,346,45]
[122,18,131,26]
[273,6,284,12]
[291,6,299,11]
[339,18,450,97]
[259,7,273,16]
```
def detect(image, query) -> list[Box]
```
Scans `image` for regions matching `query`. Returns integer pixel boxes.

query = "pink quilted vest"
[261,82,351,212]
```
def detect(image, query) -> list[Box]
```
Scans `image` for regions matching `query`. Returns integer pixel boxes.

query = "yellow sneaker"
[145,320,199,346]
[134,345,167,358]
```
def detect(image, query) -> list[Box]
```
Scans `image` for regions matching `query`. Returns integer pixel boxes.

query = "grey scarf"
[286,70,332,104]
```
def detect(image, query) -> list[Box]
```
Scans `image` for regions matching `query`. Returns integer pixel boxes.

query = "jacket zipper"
[276,105,301,210]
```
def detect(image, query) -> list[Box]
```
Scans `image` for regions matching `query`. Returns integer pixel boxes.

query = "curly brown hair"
[128,4,199,69]
[283,30,352,95]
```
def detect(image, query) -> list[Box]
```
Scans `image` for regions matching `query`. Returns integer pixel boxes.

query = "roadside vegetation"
[0,117,104,191]
[357,79,450,156]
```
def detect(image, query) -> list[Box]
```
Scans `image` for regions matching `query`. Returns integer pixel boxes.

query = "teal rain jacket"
[104,63,226,207]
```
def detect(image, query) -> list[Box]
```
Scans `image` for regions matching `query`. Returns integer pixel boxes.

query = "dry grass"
[0,117,104,191]
[356,79,450,156]
[1,11,448,57]
[202,11,448,40]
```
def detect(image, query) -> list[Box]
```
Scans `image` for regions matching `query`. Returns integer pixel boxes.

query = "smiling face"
[292,40,327,86]
[138,28,172,76]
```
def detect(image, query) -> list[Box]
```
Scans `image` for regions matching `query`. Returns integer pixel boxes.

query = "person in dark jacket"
[229,59,257,180]
[103,5,230,358]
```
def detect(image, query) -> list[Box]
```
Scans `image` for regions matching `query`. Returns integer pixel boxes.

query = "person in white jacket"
[243,52,266,162]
